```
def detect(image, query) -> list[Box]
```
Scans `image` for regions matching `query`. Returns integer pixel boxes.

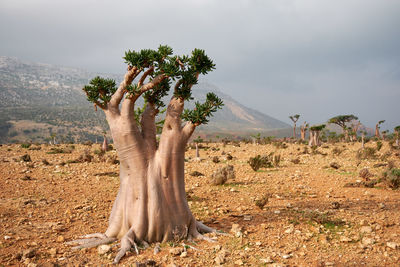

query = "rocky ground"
[0,140,400,266]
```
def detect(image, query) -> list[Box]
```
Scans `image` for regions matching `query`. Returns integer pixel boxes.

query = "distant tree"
[193,135,203,160]
[68,46,223,264]
[382,130,388,141]
[300,121,308,141]
[360,130,367,149]
[309,124,325,147]
[349,121,361,142]
[328,115,358,141]
[101,131,108,152]
[375,120,385,138]
[394,126,400,147]
[289,114,300,138]
[50,133,57,145]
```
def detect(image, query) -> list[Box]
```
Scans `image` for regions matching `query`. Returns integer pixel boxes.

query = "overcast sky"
[1,0,399,130]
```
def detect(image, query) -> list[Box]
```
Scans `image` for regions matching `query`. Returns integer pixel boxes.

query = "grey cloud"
[0,0,399,129]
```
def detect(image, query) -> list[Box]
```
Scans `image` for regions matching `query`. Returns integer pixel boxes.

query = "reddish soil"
[1,141,399,266]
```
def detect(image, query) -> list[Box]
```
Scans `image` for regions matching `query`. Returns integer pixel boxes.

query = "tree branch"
[163,97,185,132]
[137,66,154,88]
[140,103,158,155]
[109,67,140,109]
[182,121,197,143]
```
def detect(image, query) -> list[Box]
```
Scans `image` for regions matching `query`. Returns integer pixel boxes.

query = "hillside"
[0,56,290,143]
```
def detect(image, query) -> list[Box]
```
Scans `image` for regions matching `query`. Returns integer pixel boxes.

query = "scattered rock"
[361,237,375,246]
[153,243,161,255]
[49,248,57,257]
[98,244,111,255]
[330,162,341,169]
[190,171,204,177]
[260,257,274,263]
[180,251,188,258]
[360,226,373,234]
[169,247,184,256]
[56,236,64,242]
[230,223,243,237]
[234,259,244,265]
[340,236,352,243]
[386,242,398,250]
[22,248,36,259]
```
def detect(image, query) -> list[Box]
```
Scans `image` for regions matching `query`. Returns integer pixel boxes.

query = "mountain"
[0,56,290,143]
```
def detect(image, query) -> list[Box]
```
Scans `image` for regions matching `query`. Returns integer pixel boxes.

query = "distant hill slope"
[0,56,290,143]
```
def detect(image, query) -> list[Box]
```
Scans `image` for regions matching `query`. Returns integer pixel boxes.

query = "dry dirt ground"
[1,141,400,266]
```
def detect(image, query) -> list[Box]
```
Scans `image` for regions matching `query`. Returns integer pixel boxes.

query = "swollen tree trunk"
[361,132,365,149]
[308,130,321,146]
[195,143,200,159]
[300,122,307,141]
[375,124,380,138]
[308,131,314,146]
[101,135,108,152]
[103,99,202,246]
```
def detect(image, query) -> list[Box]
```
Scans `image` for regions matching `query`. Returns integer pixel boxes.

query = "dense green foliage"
[82,45,223,125]
[328,115,358,128]
[310,124,326,131]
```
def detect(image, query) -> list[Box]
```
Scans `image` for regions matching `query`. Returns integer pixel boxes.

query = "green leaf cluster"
[310,124,326,131]
[328,115,358,127]
[83,76,117,106]
[182,93,223,125]
[83,45,220,126]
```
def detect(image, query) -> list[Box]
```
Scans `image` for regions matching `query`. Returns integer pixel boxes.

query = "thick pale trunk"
[101,98,200,246]
[361,133,365,149]
[308,131,320,146]
[101,135,108,152]
[375,124,380,138]
[293,123,296,139]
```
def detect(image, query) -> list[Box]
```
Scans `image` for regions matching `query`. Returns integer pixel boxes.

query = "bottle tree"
[300,121,308,141]
[308,124,326,146]
[328,115,358,141]
[289,114,300,139]
[375,120,385,139]
[394,126,400,147]
[68,46,223,263]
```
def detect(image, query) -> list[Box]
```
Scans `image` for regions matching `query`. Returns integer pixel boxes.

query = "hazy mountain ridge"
[0,56,290,143]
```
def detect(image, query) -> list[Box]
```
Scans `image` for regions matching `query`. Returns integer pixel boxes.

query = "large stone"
[386,242,399,250]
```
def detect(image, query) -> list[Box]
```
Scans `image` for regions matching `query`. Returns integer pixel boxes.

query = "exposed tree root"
[113,228,138,264]
[67,235,117,250]
[196,221,230,236]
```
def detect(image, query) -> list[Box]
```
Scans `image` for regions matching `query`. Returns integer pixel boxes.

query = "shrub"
[376,141,383,151]
[255,193,270,209]
[356,147,376,160]
[20,154,31,162]
[384,168,400,189]
[332,147,343,156]
[210,165,235,185]
[248,155,272,171]
[212,156,220,163]
[20,143,31,149]
[359,168,372,180]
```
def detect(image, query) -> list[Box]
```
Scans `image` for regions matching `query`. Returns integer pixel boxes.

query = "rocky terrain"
[0,140,399,266]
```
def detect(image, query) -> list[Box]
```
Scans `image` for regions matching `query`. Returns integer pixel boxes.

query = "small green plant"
[20,143,31,149]
[383,168,400,189]
[376,141,383,151]
[356,147,376,160]
[332,147,343,155]
[248,155,272,171]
